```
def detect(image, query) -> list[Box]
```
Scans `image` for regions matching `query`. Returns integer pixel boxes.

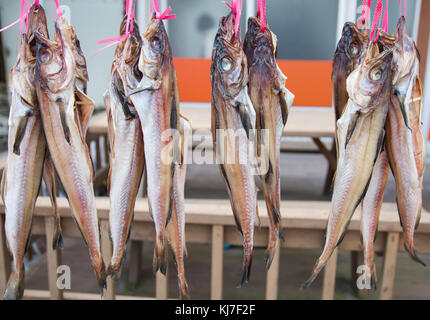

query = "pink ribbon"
[225,0,242,37]
[94,0,137,56]
[257,0,266,32]
[150,0,176,20]
[0,0,38,34]
[382,0,389,32]
[370,0,383,43]
[54,0,62,20]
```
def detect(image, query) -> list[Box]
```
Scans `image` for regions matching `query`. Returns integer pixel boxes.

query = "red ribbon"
[54,0,62,20]
[257,0,266,33]
[382,0,389,32]
[399,0,407,17]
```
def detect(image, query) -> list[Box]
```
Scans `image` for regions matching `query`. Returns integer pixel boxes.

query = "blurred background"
[0,0,429,300]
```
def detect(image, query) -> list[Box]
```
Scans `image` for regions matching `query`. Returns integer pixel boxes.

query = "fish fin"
[59,103,71,144]
[344,110,360,148]
[394,90,412,131]
[237,249,253,288]
[13,107,33,155]
[75,87,95,136]
[279,87,291,126]
[178,276,190,300]
[153,236,168,275]
[1,165,6,203]
[42,153,63,250]
[170,87,178,130]
[237,104,252,139]
[404,243,426,267]
[255,199,261,229]
[3,266,24,300]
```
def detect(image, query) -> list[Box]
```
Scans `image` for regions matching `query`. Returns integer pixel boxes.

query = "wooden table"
[88,106,337,193]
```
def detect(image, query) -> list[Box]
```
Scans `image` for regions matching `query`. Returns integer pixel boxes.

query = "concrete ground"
[22,149,430,299]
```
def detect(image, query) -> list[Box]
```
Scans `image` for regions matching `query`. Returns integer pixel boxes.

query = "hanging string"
[35,0,39,9]
[225,0,242,37]
[150,0,176,20]
[369,0,383,43]
[54,0,63,20]
[361,0,372,27]
[257,0,266,32]
[94,0,136,57]
[399,0,407,17]
[382,0,389,32]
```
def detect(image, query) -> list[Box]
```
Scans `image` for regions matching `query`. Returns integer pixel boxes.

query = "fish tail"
[237,247,253,288]
[264,239,278,271]
[404,241,426,267]
[301,250,334,290]
[92,256,107,296]
[3,266,24,300]
[52,224,63,251]
[178,275,190,300]
[369,263,378,291]
[153,236,167,275]
[107,257,123,280]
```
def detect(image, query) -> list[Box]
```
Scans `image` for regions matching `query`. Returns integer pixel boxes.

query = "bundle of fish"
[211,11,293,286]
[105,14,191,299]
[2,4,105,299]
[303,17,425,289]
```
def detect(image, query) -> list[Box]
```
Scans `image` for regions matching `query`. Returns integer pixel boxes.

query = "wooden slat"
[379,232,400,300]
[211,225,224,300]
[88,107,335,139]
[44,217,63,299]
[265,242,280,300]
[127,240,143,285]
[0,213,10,295]
[417,0,430,85]
[23,289,155,300]
[321,248,338,300]
[100,220,115,300]
[155,256,169,300]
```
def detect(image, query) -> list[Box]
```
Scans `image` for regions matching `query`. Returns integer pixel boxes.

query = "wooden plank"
[417,0,430,84]
[23,289,156,300]
[322,248,338,300]
[155,251,169,300]
[265,241,280,300]
[379,232,400,300]
[44,217,63,299]
[127,240,143,285]
[0,213,10,296]
[100,220,115,300]
[211,225,224,300]
[89,108,336,139]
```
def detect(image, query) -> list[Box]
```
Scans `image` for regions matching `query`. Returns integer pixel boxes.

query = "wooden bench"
[1,197,429,300]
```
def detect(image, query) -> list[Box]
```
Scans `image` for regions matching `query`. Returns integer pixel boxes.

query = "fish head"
[391,16,419,89]
[244,16,276,68]
[26,4,49,53]
[333,22,368,76]
[139,14,172,80]
[211,12,248,103]
[347,43,393,109]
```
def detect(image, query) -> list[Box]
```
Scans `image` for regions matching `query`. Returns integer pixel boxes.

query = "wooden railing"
[1,196,429,300]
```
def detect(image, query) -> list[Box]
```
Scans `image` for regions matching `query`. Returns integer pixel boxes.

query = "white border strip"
[336,0,358,42]
[423,33,430,157]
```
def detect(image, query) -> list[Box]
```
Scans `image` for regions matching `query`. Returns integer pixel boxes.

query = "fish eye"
[349,43,359,55]
[370,68,382,81]
[151,37,162,51]
[221,57,232,71]
[39,48,52,64]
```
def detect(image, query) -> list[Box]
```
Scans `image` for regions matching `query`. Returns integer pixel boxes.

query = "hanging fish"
[244,15,294,270]
[211,12,257,287]
[34,16,106,291]
[104,18,145,278]
[302,44,393,288]
[127,14,179,275]
[166,115,192,299]
[385,17,426,266]
[2,5,61,300]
